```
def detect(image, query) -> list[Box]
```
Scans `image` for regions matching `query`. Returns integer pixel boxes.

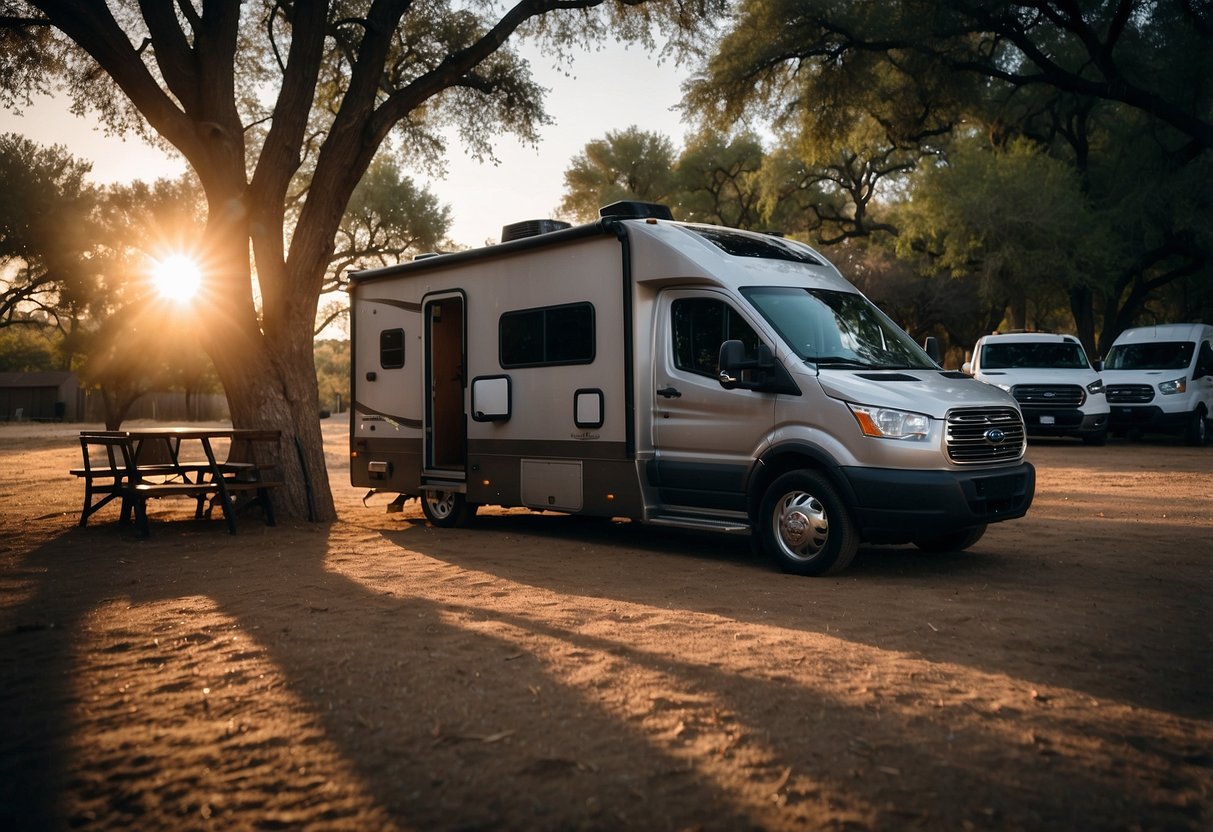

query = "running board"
[648,515,752,535]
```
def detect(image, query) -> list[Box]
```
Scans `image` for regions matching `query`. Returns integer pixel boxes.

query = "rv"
[349,203,1035,576]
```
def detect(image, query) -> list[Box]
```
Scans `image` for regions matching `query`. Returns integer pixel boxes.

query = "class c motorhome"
[349,202,1035,576]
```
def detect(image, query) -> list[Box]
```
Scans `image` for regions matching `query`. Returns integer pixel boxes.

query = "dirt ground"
[0,418,1209,831]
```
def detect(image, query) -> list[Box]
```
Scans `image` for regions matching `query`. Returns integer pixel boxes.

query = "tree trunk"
[211,340,337,523]
[1068,285,1098,360]
[197,211,337,523]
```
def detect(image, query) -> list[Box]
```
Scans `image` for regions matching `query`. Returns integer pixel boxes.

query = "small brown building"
[0,371,82,421]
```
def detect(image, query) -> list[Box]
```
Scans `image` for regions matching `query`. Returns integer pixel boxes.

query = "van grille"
[1106,384,1155,404]
[946,407,1026,464]
[1012,384,1084,408]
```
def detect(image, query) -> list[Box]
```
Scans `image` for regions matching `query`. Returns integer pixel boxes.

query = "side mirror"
[718,340,772,390]
[922,336,942,364]
[1093,359,1104,372]
[961,361,973,375]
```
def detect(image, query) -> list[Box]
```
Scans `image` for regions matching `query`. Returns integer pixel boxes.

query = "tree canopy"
[678,0,1212,356]
[1,0,719,520]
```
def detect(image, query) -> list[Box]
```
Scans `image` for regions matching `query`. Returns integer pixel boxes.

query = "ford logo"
[985,428,1007,444]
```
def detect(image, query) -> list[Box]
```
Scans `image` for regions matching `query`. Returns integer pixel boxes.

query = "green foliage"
[897,137,1102,315]
[314,339,350,414]
[0,133,98,328]
[559,126,679,222]
[0,326,59,371]
[321,158,453,334]
[675,0,1212,357]
[674,131,766,228]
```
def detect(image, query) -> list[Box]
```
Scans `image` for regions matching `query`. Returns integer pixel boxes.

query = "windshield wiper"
[811,356,872,369]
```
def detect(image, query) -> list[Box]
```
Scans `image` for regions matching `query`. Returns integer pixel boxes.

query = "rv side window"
[380,328,405,369]
[672,298,762,378]
[499,302,595,368]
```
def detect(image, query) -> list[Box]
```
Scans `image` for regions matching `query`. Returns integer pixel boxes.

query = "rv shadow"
[376,509,1209,722]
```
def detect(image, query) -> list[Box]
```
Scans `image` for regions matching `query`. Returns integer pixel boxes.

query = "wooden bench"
[74,429,284,537]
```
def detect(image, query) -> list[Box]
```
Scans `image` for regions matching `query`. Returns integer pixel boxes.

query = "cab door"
[651,289,777,512]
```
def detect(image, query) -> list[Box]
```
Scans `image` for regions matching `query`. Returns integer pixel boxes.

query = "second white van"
[1104,323,1213,445]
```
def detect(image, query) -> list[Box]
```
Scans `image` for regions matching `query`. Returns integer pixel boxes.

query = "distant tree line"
[0,133,433,426]
[1,0,1207,443]
[560,1,1211,364]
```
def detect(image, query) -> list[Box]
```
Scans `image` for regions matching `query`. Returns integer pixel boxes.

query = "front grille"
[1107,384,1155,404]
[1013,384,1084,408]
[946,407,1026,464]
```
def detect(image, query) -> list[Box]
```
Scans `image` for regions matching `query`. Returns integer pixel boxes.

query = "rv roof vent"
[501,219,571,243]
[599,201,674,221]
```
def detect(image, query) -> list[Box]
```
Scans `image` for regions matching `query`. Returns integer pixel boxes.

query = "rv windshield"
[741,286,936,370]
[1104,341,1194,370]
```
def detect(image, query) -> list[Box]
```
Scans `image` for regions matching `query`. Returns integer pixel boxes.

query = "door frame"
[423,290,468,476]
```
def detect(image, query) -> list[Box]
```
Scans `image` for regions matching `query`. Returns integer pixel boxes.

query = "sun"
[152,253,202,301]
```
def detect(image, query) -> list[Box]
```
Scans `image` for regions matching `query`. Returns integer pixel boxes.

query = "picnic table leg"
[132,496,151,537]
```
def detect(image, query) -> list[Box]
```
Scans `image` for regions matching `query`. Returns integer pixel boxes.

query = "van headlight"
[1159,377,1187,395]
[849,404,931,440]
[1086,379,1105,395]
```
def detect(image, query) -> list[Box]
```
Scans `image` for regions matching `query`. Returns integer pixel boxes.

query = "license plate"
[1040,415,1055,425]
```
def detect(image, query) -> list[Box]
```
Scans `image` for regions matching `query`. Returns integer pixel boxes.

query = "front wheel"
[420,489,477,527]
[913,524,987,553]
[759,470,859,577]
[1184,405,1208,446]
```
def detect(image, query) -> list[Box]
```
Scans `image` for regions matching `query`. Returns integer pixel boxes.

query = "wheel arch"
[749,442,858,525]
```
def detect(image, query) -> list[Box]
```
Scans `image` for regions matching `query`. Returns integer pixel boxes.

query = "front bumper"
[1022,409,1109,437]
[1109,405,1190,431]
[840,462,1036,544]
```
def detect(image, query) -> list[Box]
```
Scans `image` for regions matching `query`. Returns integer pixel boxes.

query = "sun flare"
[152,253,202,301]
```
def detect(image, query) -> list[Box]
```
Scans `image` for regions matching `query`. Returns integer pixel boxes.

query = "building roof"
[0,371,77,389]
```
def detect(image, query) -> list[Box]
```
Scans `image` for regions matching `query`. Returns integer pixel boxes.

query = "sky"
[0,41,695,249]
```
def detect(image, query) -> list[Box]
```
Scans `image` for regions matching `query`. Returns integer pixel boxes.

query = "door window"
[671,298,762,378]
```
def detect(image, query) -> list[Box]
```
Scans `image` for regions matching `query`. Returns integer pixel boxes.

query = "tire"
[913,524,987,553]
[759,470,859,577]
[420,489,477,527]
[1184,405,1208,446]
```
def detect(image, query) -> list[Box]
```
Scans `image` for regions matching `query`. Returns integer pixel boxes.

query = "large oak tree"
[1,0,714,521]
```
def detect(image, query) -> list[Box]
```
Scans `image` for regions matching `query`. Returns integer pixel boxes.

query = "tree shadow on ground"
[1,514,1208,831]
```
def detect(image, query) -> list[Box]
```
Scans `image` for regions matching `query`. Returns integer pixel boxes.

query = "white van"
[963,332,1109,445]
[1103,323,1213,445]
[348,202,1036,576]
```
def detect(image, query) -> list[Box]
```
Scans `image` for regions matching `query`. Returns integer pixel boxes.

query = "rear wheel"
[1184,405,1208,446]
[913,525,987,553]
[421,489,477,527]
[759,470,859,577]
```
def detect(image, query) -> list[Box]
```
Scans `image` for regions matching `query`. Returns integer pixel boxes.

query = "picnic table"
[72,427,284,536]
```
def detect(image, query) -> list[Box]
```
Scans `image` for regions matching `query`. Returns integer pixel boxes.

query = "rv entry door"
[424,293,467,474]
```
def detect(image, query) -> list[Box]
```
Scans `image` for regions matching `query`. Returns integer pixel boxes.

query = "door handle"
[656,386,682,399]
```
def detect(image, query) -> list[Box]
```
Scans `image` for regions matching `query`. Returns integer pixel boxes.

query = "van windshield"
[1104,341,1194,370]
[981,342,1090,370]
[741,286,936,370]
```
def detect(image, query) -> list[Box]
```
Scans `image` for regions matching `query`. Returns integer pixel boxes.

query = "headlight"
[849,404,931,440]
[1159,376,1187,395]
[1086,379,1105,395]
